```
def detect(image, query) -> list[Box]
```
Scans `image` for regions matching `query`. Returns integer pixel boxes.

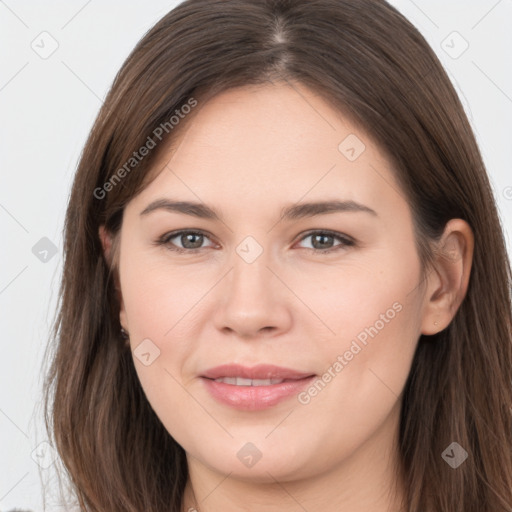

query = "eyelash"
[156,229,355,254]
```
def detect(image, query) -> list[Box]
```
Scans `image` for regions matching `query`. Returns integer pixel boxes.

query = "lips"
[201,363,314,381]
[200,364,316,411]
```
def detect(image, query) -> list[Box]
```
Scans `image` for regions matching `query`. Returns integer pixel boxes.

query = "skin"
[100,81,473,512]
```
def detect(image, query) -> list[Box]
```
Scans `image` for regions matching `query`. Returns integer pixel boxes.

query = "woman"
[43,0,512,510]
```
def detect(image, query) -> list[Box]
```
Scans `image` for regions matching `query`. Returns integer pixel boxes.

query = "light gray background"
[1,1,511,510]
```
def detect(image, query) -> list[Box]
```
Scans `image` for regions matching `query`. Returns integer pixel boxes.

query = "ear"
[420,219,474,335]
[99,225,113,265]
[99,225,128,331]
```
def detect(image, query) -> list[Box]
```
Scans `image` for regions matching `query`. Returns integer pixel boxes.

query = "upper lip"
[201,364,315,381]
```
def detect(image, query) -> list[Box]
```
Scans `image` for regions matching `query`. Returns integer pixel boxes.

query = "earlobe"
[420,219,474,335]
[119,306,128,334]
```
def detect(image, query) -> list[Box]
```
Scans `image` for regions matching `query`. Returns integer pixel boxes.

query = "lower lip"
[201,376,316,411]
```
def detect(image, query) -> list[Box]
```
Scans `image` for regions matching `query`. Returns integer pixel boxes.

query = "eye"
[295,230,355,253]
[157,230,216,253]
[156,229,355,254]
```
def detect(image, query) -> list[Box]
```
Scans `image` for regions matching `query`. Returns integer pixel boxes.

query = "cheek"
[120,247,208,340]
[294,245,422,347]
[118,247,206,397]
[119,256,205,441]
[289,275,420,470]
[296,242,423,391]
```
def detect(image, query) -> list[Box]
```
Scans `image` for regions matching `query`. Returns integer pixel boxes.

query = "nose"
[212,248,292,339]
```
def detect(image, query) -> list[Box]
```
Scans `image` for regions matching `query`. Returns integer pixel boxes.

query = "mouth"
[200,364,316,410]
[207,377,297,386]
[201,363,315,381]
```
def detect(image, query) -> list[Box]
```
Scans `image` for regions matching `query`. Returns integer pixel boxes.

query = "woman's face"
[116,82,429,482]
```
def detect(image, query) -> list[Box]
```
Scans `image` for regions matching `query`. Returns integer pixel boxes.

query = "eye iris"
[181,233,203,249]
[312,233,334,249]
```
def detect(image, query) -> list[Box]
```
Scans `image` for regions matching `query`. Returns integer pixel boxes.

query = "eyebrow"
[140,198,377,220]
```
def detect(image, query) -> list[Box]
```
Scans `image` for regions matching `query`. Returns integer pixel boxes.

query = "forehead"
[171,82,357,161]
[131,82,407,222]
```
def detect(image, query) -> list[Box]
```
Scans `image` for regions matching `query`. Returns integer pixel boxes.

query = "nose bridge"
[213,235,290,336]
[229,237,275,305]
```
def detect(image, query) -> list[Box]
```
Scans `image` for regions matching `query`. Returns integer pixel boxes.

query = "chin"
[189,437,321,483]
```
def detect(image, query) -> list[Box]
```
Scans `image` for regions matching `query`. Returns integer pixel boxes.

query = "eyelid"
[157,229,218,252]
[293,229,355,252]
[157,228,355,253]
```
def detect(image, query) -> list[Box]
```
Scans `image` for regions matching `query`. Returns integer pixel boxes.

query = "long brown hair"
[42,0,512,510]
